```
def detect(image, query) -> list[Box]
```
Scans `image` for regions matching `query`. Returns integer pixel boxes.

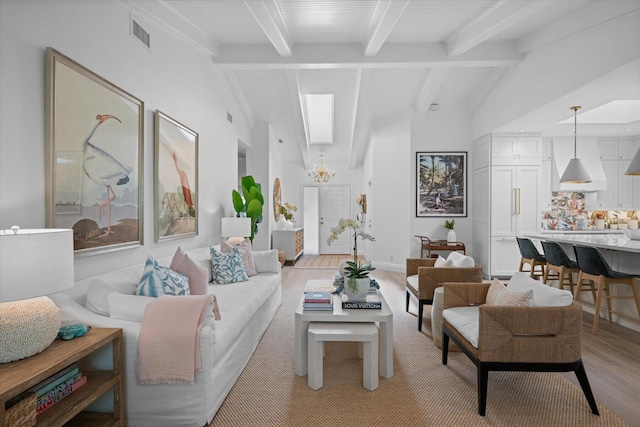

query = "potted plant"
[342,260,376,301]
[231,175,264,242]
[445,219,456,244]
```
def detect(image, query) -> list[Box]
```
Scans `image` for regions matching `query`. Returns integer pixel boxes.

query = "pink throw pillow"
[221,239,257,276]
[213,295,221,320]
[170,247,209,295]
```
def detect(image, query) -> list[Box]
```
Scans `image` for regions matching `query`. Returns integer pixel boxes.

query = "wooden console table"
[415,235,466,259]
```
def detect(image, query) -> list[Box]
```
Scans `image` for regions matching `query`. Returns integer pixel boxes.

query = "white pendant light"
[560,106,592,184]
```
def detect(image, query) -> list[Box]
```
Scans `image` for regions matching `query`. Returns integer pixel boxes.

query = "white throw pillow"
[85,280,115,316]
[252,249,280,274]
[107,292,156,322]
[447,251,475,268]
[434,255,452,268]
[507,271,574,307]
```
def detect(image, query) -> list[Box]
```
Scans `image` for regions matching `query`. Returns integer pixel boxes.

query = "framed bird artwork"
[154,110,198,242]
[45,48,144,256]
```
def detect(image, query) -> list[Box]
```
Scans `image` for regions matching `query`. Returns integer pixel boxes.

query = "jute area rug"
[209,266,627,426]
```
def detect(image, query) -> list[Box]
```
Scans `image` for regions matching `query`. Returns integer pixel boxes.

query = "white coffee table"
[295,279,394,378]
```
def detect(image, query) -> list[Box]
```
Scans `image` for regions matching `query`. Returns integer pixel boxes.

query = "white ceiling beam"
[243,0,293,57]
[214,41,521,69]
[221,70,255,130]
[518,1,640,54]
[123,0,220,56]
[415,68,450,115]
[284,70,312,168]
[347,69,370,169]
[446,0,552,56]
[364,0,410,56]
[467,67,508,113]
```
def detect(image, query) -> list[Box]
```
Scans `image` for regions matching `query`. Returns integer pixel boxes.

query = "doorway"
[303,185,352,255]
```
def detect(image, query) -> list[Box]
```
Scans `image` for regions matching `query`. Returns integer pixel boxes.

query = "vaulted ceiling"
[129,0,640,169]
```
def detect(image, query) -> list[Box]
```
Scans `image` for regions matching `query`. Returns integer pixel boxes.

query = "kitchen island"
[525,232,640,333]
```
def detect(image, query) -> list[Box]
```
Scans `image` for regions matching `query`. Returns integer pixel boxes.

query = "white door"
[319,186,351,254]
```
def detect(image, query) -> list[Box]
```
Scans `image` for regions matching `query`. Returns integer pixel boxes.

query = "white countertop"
[525,233,640,253]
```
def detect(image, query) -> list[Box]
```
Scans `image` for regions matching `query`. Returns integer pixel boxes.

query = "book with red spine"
[36,376,87,415]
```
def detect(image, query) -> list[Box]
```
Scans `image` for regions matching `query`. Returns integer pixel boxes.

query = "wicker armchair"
[405,258,483,331]
[441,282,599,416]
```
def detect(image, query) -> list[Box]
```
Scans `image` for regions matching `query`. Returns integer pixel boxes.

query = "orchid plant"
[327,218,376,292]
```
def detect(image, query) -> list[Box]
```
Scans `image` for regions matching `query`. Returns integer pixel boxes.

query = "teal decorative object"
[58,324,91,340]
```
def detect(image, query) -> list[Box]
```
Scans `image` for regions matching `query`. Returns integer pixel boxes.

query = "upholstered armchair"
[405,257,483,331]
[441,278,599,416]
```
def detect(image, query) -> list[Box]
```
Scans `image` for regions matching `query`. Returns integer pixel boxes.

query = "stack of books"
[29,363,87,415]
[342,293,382,309]
[303,291,333,311]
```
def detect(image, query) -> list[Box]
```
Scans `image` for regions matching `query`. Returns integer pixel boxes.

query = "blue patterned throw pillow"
[210,246,248,284]
[135,256,191,297]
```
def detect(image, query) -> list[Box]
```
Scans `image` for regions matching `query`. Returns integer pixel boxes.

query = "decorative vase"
[285,219,294,230]
[595,219,605,230]
[447,230,456,245]
[344,277,370,301]
[276,216,287,230]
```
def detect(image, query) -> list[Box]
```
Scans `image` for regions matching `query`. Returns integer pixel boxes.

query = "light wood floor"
[291,254,640,426]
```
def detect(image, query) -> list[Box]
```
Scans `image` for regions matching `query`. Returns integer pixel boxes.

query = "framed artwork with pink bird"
[154,110,198,242]
[45,48,144,256]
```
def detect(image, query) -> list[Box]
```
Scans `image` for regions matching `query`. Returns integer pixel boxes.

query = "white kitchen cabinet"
[599,139,639,160]
[473,134,543,278]
[491,136,542,166]
[597,140,640,210]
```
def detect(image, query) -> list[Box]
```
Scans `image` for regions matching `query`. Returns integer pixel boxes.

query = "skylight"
[558,100,640,124]
[304,94,334,144]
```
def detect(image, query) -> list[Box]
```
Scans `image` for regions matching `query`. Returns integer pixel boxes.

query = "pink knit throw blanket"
[137,294,213,384]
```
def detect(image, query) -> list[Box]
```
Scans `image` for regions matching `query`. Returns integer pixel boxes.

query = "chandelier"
[307,154,335,183]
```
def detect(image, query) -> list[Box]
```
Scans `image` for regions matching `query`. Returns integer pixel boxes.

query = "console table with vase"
[273,228,304,265]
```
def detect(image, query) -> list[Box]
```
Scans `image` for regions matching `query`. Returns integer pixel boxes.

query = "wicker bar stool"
[516,237,546,280]
[573,245,640,334]
[541,241,583,295]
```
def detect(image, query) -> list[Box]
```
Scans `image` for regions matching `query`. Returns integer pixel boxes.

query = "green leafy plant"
[445,219,455,230]
[231,175,264,242]
[343,260,376,293]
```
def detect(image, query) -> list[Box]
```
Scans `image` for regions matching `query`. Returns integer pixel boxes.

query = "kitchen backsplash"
[540,192,638,230]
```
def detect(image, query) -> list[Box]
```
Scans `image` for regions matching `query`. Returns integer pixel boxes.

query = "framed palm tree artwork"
[416,152,467,217]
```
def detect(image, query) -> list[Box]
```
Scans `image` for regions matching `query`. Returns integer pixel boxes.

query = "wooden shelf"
[415,235,466,259]
[0,328,124,427]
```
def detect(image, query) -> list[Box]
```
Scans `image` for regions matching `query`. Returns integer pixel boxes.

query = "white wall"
[0,0,251,279]
[410,105,474,259]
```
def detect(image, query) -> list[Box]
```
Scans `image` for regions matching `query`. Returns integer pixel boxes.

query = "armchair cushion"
[442,306,479,348]
[447,251,475,268]
[507,271,573,307]
[434,256,452,268]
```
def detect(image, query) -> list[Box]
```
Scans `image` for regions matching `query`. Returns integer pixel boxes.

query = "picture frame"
[416,151,467,217]
[154,110,198,242]
[45,48,144,256]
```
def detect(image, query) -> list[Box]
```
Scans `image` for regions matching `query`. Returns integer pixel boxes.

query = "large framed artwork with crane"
[154,110,198,242]
[416,151,467,217]
[45,48,144,256]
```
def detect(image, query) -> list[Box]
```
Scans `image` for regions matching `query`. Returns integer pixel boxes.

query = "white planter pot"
[344,277,370,301]
[595,219,605,230]
[447,230,456,245]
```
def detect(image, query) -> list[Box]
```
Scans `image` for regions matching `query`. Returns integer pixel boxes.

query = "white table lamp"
[0,227,74,363]
[221,217,251,245]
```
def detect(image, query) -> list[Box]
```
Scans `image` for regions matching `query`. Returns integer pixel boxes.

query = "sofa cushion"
[443,306,479,348]
[434,256,452,268]
[107,292,156,322]
[135,256,191,297]
[507,271,573,307]
[210,246,249,284]
[447,251,475,268]
[170,247,209,295]
[252,249,280,274]
[221,239,257,276]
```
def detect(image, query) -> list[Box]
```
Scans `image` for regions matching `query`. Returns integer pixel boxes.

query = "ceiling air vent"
[227,112,233,123]
[131,18,150,49]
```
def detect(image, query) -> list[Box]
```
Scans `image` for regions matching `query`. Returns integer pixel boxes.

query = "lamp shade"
[221,217,251,238]
[560,158,592,183]
[0,228,74,302]
[626,148,640,175]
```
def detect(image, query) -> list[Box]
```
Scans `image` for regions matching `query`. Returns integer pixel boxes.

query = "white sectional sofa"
[50,246,282,427]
